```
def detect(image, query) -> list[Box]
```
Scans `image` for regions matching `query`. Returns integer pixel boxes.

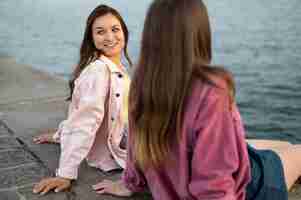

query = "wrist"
[118,179,134,195]
[57,176,73,181]
[55,168,77,180]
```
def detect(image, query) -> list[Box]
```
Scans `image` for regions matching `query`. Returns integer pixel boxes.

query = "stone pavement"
[0,118,151,200]
[0,57,151,200]
[0,56,300,200]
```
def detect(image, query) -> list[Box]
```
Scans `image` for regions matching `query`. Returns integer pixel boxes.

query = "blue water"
[1,0,300,142]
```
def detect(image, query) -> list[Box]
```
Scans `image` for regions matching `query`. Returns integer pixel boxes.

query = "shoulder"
[187,79,233,132]
[76,60,110,85]
[81,59,108,77]
[186,78,233,125]
[208,74,230,91]
[192,65,234,101]
[192,77,230,105]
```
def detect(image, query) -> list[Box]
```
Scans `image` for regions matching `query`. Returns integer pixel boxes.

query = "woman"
[33,4,132,195]
[94,0,301,199]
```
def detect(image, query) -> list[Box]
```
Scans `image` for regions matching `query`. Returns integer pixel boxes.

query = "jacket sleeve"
[121,113,147,192]
[57,66,109,179]
[188,90,249,200]
[52,120,66,143]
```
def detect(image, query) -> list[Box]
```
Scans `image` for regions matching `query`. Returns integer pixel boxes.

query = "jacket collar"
[99,55,125,74]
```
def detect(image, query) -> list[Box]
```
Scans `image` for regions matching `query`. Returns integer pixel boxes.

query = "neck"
[107,54,122,68]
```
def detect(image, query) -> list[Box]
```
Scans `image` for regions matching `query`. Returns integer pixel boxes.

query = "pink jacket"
[53,55,130,179]
[123,78,251,200]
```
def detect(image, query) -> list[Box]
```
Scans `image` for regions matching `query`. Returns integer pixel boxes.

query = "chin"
[103,51,122,58]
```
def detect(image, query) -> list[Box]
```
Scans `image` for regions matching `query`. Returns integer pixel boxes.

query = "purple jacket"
[123,78,251,200]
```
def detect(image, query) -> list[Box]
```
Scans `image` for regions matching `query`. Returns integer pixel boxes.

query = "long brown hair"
[68,4,132,100]
[130,0,235,169]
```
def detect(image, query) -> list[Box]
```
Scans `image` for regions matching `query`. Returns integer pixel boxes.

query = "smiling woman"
[92,13,125,63]
[32,4,132,195]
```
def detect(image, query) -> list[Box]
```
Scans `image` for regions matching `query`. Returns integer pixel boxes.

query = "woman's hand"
[92,179,133,197]
[33,129,57,144]
[33,177,72,195]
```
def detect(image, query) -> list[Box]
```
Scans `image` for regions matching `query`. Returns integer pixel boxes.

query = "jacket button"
[118,73,123,78]
[116,93,120,97]
[111,117,114,121]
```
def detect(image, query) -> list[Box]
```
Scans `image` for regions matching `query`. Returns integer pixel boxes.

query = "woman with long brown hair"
[94,0,301,199]
[32,4,132,195]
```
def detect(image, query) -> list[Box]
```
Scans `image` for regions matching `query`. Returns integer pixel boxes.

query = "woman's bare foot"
[33,129,58,144]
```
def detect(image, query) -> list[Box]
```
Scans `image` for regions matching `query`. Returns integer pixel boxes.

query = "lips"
[103,42,118,48]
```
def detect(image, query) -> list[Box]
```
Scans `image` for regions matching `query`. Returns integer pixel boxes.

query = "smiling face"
[92,13,125,60]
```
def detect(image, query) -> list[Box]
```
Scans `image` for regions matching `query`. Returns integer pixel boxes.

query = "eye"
[112,27,121,33]
[96,30,105,35]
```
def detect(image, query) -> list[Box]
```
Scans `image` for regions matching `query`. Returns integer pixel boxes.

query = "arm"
[33,65,110,195]
[92,108,147,196]
[52,121,65,142]
[57,66,109,179]
[121,110,147,193]
[188,91,249,200]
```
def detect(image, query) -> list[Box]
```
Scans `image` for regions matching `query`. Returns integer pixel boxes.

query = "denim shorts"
[246,144,288,200]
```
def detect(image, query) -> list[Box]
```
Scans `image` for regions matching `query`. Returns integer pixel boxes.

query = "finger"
[34,135,48,144]
[95,188,107,194]
[33,179,49,194]
[92,180,112,190]
[34,136,49,144]
[92,183,105,191]
[98,179,113,185]
[55,182,70,193]
[95,186,117,195]
[40,182,57,195]
[33,136,41,143]
[33,183,45,194]
[34,140,43,144]
[92,181,105,190]
[37,138,47,144]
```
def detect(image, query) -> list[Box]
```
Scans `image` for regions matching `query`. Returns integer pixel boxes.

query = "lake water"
[1,0,300,142]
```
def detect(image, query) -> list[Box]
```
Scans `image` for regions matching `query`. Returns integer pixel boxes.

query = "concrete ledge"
[0,57,299,199]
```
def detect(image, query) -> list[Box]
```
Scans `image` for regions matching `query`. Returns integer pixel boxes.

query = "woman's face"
[92,13,125,58]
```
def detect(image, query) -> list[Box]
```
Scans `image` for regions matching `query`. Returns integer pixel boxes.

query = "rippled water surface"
[0,0,300,142]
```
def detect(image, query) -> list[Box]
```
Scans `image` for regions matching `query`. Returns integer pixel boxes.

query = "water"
[0,0,300,142]
[207,0,301,142]
[0,0,149,75]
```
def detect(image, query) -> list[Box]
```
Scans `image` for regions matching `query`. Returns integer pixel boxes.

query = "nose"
[104,31,114,42]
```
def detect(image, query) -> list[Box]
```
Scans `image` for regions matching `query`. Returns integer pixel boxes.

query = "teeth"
[104,43,116,47]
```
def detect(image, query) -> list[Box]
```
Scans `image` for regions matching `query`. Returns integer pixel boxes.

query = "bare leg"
[273,145,301,190]
[246,139,301,190]
[246,139,292,150]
